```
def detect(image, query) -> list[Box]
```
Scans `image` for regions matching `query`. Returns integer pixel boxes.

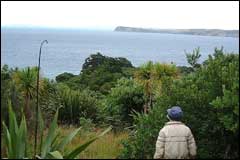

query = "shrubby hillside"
[1,48,239,159]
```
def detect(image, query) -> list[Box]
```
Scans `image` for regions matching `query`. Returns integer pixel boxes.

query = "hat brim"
[167,109,171,114]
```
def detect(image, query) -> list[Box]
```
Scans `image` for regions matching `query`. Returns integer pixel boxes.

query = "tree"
[185,47,201,70]
[134,61,179,113]
[134,61,154,113]
[12,67,42,123]
[55,72,75,83]
[57,52,135,94]
[82,52,133,73]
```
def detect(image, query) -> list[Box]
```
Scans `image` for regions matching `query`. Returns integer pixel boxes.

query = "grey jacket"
[154,121,197,159]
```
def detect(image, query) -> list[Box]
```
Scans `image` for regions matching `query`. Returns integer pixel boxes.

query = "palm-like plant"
[134,61,179,113]
[152,63,179,96]
[12,67,43,122]
[134,61,154,113]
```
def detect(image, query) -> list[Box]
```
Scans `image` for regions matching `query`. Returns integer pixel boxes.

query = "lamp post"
[34,40,48,158]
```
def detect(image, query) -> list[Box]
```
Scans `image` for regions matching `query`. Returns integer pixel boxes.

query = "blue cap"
[167,106,183,121]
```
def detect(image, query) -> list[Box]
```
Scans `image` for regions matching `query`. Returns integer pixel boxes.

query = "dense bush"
[119,48,239,159]
[1,66,39,127]
[82,52,133,72]
[2,47,238,159]
[55,72,76,83]
[1,65,12,124]
[177,66,194,75]
[57,84,101,125]
[39,78,63,124]
[103,78,145,129]
[56,52,136,94]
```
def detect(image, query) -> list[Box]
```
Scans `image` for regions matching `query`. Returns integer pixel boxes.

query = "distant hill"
[114,26,239,38]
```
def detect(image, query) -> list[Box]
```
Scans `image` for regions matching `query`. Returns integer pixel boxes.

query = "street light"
[34,40,48,158]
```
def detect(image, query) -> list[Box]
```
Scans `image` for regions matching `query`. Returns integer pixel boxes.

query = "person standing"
[154,106,197,159]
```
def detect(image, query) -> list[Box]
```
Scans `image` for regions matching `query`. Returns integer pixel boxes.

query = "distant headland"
[114,26,239,38]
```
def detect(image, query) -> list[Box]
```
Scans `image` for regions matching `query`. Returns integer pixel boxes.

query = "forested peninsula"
[115,26,239,37]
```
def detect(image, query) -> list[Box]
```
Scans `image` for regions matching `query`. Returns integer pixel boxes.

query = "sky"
[1,1,239,30]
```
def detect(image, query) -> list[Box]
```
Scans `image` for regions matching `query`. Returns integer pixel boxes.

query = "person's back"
[154,106,197,159]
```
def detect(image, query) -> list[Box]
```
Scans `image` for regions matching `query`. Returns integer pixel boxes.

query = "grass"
[1,125,129,159]
[59,125,129,159]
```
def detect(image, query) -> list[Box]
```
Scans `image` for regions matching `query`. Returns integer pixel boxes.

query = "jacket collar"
[165,121,183,126]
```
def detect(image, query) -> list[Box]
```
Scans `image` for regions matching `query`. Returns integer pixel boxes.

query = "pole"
[34,40,48,158]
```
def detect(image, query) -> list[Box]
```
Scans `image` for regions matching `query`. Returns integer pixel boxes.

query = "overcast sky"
[1,1,239,30]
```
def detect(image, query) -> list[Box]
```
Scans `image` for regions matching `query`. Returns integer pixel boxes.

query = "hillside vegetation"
[1,47,239,159]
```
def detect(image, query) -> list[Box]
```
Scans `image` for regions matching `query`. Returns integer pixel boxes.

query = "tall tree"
[12,67,42,122]
[134,61,178,113]
[134,61,154,113]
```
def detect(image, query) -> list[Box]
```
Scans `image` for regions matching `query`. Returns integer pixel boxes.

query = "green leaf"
[51,132,61,151]
[98,126,112,137]
[17,115,27,158]
[2,122,13,158]
[55,127,81,152]
[8,100,18,158]
[64,137,97,159]
[47,151,64,159]
[41,109,59,158]
[65,126,112,159]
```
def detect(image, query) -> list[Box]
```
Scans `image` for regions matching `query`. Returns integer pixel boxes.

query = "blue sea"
[1,27,239,79]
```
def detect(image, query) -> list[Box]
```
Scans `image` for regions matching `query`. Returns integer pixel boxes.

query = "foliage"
[103,78,145,129]
[79,117,95,132]
[2,47,239,159]
[47,125,129,159]
[134,61,179,112]
[1,65,23,118]
[1,66,61,129]
[1,65,12,124]
[2,100,112,159]
[82,52,133,72]
[120,48,239,159]
[39,78,63,124]
[56,52,135,94]
[177,66,194,75]
[2,100,28,159]
[57,84,101,125]
[55,72,76,83]
[185,47,201,69]
[11,66,43,126]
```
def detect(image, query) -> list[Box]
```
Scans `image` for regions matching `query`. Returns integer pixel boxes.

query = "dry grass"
[1,126,128,159]
[59,125,129,159]
[1,125,129,159]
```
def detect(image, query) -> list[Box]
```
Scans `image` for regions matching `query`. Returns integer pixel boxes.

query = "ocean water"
[1,27,239,79]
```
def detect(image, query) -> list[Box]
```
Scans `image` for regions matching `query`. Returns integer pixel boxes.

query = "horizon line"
[1,25,239,31]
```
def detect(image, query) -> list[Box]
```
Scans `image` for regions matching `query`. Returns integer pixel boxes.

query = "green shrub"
[79,117,95,132]
[104,78,145,130]
[55,72,76,83]
[57,84,100,125]
[119,48,239,159]
[56,52,135,94]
